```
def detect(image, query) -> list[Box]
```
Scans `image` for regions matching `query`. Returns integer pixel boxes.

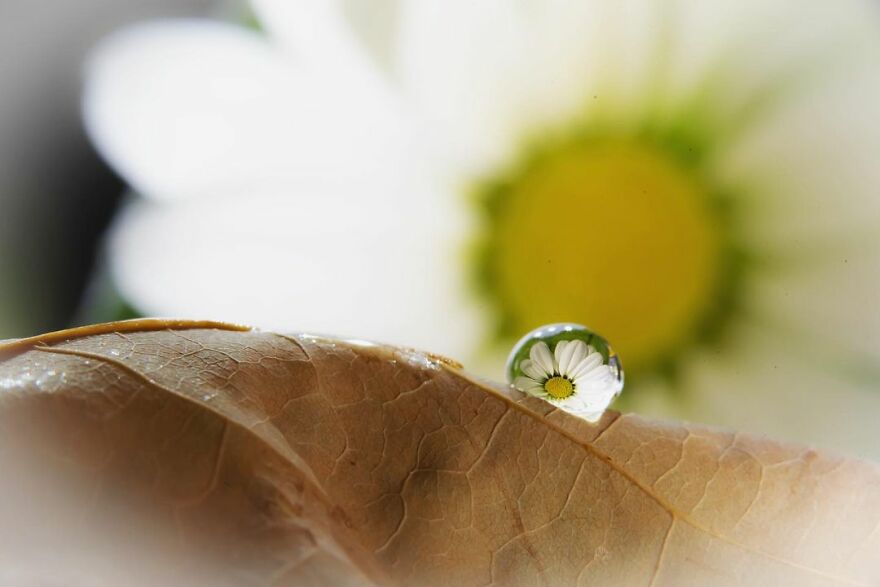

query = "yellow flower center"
[544,376,574,399]
[484,139,723,373]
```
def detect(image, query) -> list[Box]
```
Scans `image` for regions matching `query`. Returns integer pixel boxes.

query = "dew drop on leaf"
[505,322,623,388]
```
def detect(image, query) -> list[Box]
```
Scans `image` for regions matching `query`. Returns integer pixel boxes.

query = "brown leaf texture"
[1,320,879,586]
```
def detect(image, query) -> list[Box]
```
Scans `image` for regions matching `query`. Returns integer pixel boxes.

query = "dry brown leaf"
[1,319,878,586]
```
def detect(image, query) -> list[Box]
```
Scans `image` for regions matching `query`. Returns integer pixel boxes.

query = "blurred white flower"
[84,0,880,457]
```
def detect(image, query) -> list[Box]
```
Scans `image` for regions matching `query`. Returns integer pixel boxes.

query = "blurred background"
[0,0,213,338]
[3,0,880,459]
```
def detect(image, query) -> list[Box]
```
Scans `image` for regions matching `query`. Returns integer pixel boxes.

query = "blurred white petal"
[529,0,663,124]
[395,0,539,175]
[109,184,484,358]
[712,34,880,361]
[83,20,407,202]
[671,323,880,461]
[643,0,880,130]
[250,0,387,86]
[339,0,401,73]
[719,67,880,246]
[750,253,880,363]
[393,0,675,173]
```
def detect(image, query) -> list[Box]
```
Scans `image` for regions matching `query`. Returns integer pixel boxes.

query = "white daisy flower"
[513,340,622,422]
[82,0,880,458]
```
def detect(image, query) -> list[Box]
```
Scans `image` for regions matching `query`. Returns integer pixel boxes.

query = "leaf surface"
[0,320,878,586]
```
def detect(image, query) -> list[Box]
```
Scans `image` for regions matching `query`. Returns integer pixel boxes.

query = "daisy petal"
[83,20,405,202]
[554,340,570,369]
[396,0,536,175]
[576,368,619,390]
[513,376,545,397]
[108,185,482,359]
[556,339,588,377]
[571,400,613,417]
[520,359,546,382]
[580,411,605,424]
[529,342,556,377]
[250,0,388,88]
[582,364,616,383]
[675,327,880,461]
[751,251,880,363]
[554,395,606,423]
[567,352,605,380]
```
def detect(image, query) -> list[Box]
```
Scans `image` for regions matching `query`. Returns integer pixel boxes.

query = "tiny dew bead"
[506,323,623,389]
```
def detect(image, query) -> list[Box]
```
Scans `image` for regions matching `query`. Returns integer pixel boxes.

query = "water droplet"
[505,322,623,389]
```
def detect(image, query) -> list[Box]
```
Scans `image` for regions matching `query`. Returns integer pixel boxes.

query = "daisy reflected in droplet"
[513,339,622,422]
[506,323,623,421]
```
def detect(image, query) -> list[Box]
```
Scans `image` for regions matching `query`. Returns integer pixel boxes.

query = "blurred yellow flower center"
[491,140,721,372]
[544,376,574,399]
